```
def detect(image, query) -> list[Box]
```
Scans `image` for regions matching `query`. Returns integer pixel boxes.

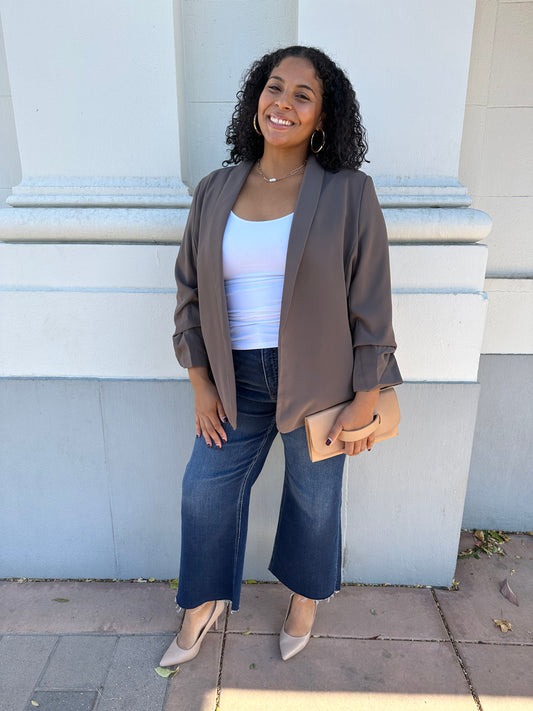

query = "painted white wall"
[1,0,186,205]
[0,12,20,206]
[174,0,298,188]
[0,243,487,291]
[0,0,502,583]
[482,279,533,354]
[299,0,476,187]
[459,0,533,356]
[342,383,480,585]
[0,377,479,585]
[0,0,488,388]
[0,242,487,382]
[464,354,533,532]
[460,0,533,278]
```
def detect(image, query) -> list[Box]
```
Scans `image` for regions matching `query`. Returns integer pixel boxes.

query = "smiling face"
[256,56,325,156]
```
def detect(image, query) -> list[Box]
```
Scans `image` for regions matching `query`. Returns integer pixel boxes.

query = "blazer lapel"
[207,160,254,334]
[279,155,324,333]
[209,160,254,254]
[201,156,324,342]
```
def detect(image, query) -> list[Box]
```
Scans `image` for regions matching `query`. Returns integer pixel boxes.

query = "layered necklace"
[256,159,306,183]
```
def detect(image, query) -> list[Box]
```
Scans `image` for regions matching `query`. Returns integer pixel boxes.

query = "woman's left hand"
[325,390,380,456]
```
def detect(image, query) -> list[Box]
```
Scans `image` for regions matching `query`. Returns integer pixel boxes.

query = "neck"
[259,146,309,176]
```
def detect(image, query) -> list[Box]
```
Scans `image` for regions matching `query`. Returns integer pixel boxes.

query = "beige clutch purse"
[304,387,400,462]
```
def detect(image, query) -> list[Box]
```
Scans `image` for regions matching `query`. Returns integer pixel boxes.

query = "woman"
[161,45,401,666]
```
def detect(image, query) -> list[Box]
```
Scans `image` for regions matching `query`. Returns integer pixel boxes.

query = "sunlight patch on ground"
[217,689,481,710]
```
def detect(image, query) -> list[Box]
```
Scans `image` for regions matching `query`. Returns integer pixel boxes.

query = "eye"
[268,84,281,92]
[295,93,310,101]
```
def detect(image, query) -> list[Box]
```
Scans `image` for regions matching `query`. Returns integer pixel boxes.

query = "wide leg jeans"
[177,348,345,611]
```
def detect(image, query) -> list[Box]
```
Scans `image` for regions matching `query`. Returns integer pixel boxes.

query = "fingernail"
[325,438,332,446]
[206,443,212,448]
[222,416,228,423]
[196,434,200,438]
[216,444,221,449]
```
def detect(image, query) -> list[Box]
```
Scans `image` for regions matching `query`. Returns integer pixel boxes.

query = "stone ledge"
[0,206,189,243]
[0,205,492,244]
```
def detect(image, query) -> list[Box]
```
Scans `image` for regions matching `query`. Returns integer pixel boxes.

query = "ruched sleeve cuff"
[173,327,210,369]
[171,175,212,372]
[352,345,403,392]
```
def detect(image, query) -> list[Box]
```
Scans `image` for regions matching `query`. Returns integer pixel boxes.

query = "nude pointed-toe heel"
[279,593,318,661]
[160,599,226,667]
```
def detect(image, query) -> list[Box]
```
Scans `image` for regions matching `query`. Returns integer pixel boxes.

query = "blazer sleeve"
[348,175,402,391]
[172,178,210,369]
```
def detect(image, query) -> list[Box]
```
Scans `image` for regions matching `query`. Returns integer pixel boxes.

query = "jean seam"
[268,474,288,573]
[232,417,278,590]
[260,348,277,401]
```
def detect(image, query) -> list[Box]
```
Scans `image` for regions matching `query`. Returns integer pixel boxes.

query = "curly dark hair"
[224,45,368,172]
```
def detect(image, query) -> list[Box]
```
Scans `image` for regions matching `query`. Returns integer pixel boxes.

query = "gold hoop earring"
[310,128,326,154]
[253,113,262,136]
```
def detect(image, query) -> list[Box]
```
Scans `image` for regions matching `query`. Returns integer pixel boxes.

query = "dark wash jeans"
[176,348,345,611]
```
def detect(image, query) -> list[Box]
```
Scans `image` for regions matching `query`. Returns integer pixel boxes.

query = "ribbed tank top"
[222,210,293,349]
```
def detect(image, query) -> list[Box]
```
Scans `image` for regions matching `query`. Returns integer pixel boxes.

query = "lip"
[267,113,295,129]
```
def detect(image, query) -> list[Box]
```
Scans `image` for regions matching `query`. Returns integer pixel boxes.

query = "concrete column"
[300,0,477,205]
[174,0,298,188]
[297,0,491,586]
[2,0,187,207]
[0,1,496,583]
[0,13,20,207]
[0,0,190,241]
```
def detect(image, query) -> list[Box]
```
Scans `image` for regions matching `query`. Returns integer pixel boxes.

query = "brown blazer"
[173,155,402,433]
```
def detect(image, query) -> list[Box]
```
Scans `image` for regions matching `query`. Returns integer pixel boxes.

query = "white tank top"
[222,210,293,349]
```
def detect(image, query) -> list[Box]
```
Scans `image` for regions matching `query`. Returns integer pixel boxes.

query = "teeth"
[270,115,293,126]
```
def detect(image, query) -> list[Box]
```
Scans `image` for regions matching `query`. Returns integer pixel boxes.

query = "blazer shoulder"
[196,162,250,194]
[324,167,370,192]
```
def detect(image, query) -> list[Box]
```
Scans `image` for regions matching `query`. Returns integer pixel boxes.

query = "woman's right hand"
[188,367,228,448]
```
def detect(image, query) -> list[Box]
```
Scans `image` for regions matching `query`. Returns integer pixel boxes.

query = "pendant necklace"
[256,159,306,183]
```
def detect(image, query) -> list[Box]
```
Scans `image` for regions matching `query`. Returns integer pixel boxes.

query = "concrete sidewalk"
[0,532,531,711]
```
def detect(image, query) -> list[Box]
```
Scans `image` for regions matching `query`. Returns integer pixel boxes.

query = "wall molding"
[7,177,192,208]
[0,204,491,244]
[376,184,471,208]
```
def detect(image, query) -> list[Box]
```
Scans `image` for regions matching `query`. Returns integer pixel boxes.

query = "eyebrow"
[269,74,317,96]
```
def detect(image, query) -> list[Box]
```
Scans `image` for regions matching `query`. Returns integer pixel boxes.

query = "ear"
[317,111,326,130]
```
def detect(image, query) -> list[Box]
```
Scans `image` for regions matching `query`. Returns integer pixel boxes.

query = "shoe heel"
[159,600,226,667]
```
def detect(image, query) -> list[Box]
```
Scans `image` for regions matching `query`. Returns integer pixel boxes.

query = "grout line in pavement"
[25,634,60,709]
[214,605,230,711]
[0,629,479,642]
[7,630,529,646]
[0,631,186,637]
[93,688,103,711]
[161,656,172,711]
[224,631,451,642]
[431,589,484,711]
[92,635,119,710]
[33,685,101,693]
[458,639,533,647]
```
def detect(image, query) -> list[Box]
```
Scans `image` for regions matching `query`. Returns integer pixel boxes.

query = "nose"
[275,91,292,110]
